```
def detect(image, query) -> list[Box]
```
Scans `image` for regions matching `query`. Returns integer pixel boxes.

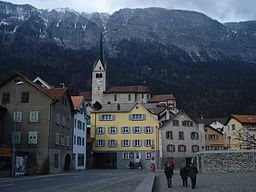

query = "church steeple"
[100,32,106,70]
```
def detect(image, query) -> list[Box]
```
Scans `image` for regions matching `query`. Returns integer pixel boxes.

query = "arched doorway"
[64,154,71,171]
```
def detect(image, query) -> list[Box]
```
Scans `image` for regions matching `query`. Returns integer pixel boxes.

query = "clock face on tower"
[97,80,102,84]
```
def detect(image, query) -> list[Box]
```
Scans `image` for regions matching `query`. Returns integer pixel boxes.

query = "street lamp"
[11,80,24,177]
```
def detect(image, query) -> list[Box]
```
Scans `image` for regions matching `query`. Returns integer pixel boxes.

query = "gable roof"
[71,96,84,110]
[196,118,228,125]
[230,114,256,124]
[148,94,176,103]
[33,77,53,89]
[80,91,92,101]
[205,125,223,135]
[104,85,150,94]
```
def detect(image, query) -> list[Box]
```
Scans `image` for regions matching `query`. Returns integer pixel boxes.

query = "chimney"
[60,82,65,88]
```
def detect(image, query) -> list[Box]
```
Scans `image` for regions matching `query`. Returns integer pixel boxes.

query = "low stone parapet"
[134,172,155,192]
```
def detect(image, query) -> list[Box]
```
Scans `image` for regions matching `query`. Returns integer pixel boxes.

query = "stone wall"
[197,150,256,173]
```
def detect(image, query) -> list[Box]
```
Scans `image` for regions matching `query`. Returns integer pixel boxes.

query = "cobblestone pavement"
[153,170,256,192]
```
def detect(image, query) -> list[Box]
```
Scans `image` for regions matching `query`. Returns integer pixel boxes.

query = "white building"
[71,96,87,170]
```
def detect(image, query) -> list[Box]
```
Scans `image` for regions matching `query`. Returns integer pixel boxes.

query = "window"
[61,116,66,127]
[96,140,105,147]
[21,92,29,103]
[56,113,61,125]
[55,133,60,145]
[166,131,173,139]
[100,114,115,121]
[108,140,117,147]
[146,152,152,160]
[73,135,76,145]
[96,127,105,134]
[61,134,65,146]
[74,119,77,128]
[133,139,142,147]
[167,144,175,152]
[128,94,131,101]
[2,92,10,104]
[142,94,144,99]
[145,139,153,146]
[208,134,218,141]
[13,111,22,123]
[77,136,81,145]
[77,120,82,129]
[66,135,70,147]
[114,94,117,101]
[82,123,85,130]
[133,126,141,134]
[108,126,117,134]
[182,121,193,127]
[129,114,145,121]
[122,126,130,134]
[231,124,235,130]
[82,138,85,146]
[29,111,39,123]
[179,131,184,140]
[122,140,130,147]
[144,126,152,133]
[77,154,85,166]
[192,145,199,152]
[54,154,58,168]
[12,131,21,144]
[191,132,199,140]
[173,120,179,126]
[178,145,186,152]
[122,152,129,160]
[28,131,38,144]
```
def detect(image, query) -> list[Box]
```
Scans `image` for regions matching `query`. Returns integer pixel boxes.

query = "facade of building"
[204,125,224,151]
[71,96,87,170]
[227,114,256,150]
[90,103,159,169]
[161,112,201,167]
[0,73,74,175]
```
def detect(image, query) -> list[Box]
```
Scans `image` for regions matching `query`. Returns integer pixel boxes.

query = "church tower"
[92,33,106,105]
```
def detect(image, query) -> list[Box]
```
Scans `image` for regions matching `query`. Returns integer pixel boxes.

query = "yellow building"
[90,103,159,169]
[227,115,256,150]
[204,126,224,151]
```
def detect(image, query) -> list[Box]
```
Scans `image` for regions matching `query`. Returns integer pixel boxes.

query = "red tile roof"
[231,115,256,124]
[148,94,175,103]
[80,91,92,101]
[71,96,84,110]
[45,88,67,98]
[105,85,150,93]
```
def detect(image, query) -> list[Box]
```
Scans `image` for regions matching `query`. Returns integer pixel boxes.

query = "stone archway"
[64,154,71,171]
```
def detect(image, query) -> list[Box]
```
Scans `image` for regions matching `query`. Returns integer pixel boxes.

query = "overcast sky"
[3,0,256,22]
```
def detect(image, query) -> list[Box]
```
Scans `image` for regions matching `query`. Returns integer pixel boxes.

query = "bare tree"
[236,128,256,149]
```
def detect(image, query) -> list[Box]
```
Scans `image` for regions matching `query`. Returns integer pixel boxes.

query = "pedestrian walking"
[164,160,174,188]
[180,164,188,187]
[187,163,198,189]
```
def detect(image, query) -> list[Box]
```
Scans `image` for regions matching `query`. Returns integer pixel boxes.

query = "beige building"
[161,111,201,167]
[0,73,74,175]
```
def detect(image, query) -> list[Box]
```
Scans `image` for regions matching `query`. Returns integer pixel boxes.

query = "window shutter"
[127,140,130,146]
[102,140,105,146]
[132,127,135,133]
[129,114,132,120]
[139,140,142,146]
[96,127,99,134]
[152,139,154,146]
[103,127,105,134]
[115,126,118,134]
[112,115,116,120]
[121,127,124,134]
[139,127,142,133]
[99,114,102,121]
[133,140,135,146]
[143,114,146,120]
[108,127,111,134]
[144,140,147,147]
[151,126,154,133]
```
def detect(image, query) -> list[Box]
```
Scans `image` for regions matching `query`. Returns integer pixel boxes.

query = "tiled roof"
[231,115,256,124]
[80,91,92,101]
[71,96,84,110]
[148,94,176,103]
[104,85,150,93]
[94,103,135,112]
[45,88,67,99]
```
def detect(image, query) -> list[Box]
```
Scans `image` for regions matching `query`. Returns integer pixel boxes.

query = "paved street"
[154,170,256,192]
[0,169,147,192]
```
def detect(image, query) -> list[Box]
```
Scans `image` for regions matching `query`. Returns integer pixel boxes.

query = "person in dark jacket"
[180,164,188,187]
[187,163,198,189]
[164,160,174,188]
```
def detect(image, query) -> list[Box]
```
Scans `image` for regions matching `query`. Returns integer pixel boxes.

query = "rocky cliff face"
[1,1,256,117]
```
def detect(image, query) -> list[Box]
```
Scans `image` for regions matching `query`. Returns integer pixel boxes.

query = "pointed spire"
[100,32,106,69]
